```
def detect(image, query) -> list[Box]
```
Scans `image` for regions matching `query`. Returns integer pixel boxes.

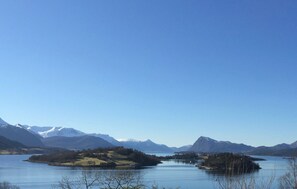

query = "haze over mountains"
[1,117,297,156]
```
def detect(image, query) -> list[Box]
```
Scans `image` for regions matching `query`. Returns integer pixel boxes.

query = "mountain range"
[0,118,44,147]
[1,117,297,156]
[0,117,187,153]
[17,124,85,138]
[42,135,114,150]
[189,136,297,156]
[16,121,189,152]
[248,143,297,156]
[119,139,175,153]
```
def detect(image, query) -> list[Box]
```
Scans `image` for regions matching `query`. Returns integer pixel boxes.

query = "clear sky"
[0,0,297,147]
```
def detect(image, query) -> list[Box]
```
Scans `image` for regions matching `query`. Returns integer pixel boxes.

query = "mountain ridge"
[0,118,44,147]
[0,135,26,149]
[2,117,297,154]
[189,136,255,153]
[42,136,114,150]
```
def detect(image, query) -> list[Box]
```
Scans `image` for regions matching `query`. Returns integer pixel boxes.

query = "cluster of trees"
[116,148,160,166]
[159,152,200,164]
[214,157,297,189]
[279,158,297,189]
[28,147,161,168]
[54,171,144,189]
[199,153,261,174]
[29,151,79,163]
[0,182,19,189]
[82,147,161,167]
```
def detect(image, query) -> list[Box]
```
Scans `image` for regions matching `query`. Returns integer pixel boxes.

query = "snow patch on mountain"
[117,138,143,142]
[38,127,85,138]
[18,124,121,146]
[18,125,85,138]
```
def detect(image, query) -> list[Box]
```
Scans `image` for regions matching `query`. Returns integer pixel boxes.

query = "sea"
[0,154,288,189]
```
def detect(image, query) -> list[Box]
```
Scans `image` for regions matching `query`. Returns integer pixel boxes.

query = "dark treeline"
[198,153,261,174]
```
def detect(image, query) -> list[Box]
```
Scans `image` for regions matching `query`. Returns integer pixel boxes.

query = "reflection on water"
[0,155,289,189]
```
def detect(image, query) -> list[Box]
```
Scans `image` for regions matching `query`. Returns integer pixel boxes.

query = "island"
[28,147,161,169]
[159,152,201,164]
[198,153,262,174]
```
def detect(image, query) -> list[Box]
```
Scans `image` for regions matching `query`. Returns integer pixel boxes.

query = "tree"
[0,182,20,189]
[215,174,274,189]
[279,157,297,189]
[54,170,144,189]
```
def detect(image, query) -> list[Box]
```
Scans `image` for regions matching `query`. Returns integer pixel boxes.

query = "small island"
[159,152,201,164]
[28,147,161,169]
[198,153,262,174]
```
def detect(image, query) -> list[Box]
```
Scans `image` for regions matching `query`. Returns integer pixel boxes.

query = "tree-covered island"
[28,147,161,169]
[198,153,263,174]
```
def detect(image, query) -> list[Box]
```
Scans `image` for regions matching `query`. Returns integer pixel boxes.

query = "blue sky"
[0,0,297,147]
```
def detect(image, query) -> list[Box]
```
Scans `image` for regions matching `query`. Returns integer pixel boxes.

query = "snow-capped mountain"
[117,138,143,142]
[18,124,121,146]
[18,125,85,138]
[1,117,185,152]
[0,118,44,147]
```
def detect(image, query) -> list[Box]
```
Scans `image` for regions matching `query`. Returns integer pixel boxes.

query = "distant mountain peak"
[120,138,174,153]
[0,118,9,126]
[145,139,153,143]
[190,136,254,153]
[198,136,216,141]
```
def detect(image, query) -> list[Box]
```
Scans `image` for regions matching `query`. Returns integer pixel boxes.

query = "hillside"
[0,136,25,149]
[189,136,254,153]
[42,136,114,150]
[120,139,174,153]
[28,147,161,168]
[249,146,297,156]
[0,118,44,147]
[89,133,122,146]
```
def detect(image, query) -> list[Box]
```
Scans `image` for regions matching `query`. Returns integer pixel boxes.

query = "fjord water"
[0,155,288,189]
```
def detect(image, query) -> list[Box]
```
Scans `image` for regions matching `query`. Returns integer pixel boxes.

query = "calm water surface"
[0,155,289,189]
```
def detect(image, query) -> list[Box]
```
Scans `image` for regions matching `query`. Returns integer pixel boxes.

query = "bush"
[0,182,19,189]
